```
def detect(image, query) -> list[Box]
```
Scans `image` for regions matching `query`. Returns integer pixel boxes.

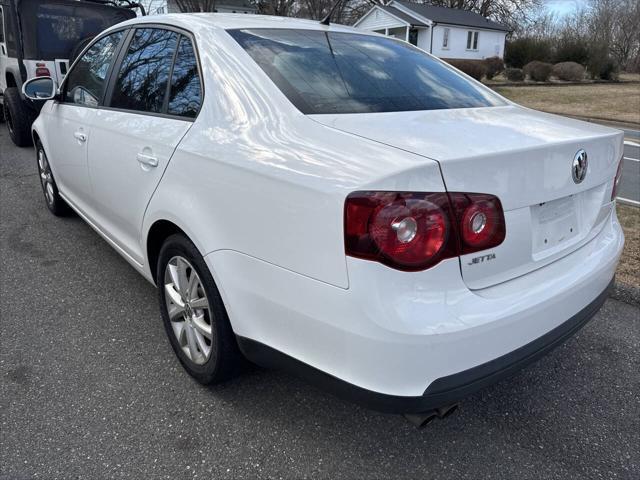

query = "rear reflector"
[345,191,505,271]
[35,67,51,77]
[611,157,623,201]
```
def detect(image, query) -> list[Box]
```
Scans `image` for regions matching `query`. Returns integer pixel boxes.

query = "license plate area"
[531,195,579,257]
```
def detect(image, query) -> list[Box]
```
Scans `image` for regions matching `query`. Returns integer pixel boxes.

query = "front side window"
[467,31,479,50]
[63,31,124,107]
[167,35,202,118]
[229,29,504,115]
[110,28,178,113]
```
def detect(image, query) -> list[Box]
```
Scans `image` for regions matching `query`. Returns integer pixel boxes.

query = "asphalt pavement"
[618,140,639,205]
[1,127,639,479]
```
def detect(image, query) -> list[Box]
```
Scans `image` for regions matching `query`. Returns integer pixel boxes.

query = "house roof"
[394,1,510,32]
[380,6,428,27]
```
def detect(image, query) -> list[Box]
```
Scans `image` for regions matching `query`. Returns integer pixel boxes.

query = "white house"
[354,1,509,60]
[153,0,257,15]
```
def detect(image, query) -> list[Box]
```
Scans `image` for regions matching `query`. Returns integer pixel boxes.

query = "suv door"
[0,5,7,100]
[87,28,202,264]
[46,30,126,207]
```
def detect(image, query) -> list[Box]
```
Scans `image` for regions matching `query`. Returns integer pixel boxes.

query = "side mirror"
[22,77,58,101]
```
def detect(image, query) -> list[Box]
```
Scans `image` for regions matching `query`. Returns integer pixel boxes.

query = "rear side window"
[63,31,124,107]
[167,36,202,118]
[110,28,178,114]
[229,29,505,115]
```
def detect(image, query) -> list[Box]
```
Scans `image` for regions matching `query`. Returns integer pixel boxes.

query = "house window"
[466,31,479,50]
[442,28,449,48]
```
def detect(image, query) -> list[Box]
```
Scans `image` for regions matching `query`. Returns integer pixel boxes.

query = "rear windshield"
[228,29,505,115]
[18,0,134,60]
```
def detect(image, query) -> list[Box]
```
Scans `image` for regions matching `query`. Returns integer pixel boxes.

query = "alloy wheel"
[37,148,55,206]
[163,256,214,365]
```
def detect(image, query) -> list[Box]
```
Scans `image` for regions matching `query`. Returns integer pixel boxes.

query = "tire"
[4,87,34,147]
[36,141,71,216]
[0,99,5,123]
[158,234,243,384]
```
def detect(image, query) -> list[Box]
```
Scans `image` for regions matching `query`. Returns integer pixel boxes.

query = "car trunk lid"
[311,105,623,288]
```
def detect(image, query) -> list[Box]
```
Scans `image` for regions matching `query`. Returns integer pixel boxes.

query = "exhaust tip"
[403,403,459,428]
[403,412,437,428]
[437,403,459,419]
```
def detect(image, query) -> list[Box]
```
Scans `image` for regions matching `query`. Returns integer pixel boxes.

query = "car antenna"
[320,0,343,26]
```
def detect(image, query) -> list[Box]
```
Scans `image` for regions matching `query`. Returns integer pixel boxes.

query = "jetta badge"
[572,149,588,184]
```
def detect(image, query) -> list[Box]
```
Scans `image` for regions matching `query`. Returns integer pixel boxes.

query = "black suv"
[0,0,140,146]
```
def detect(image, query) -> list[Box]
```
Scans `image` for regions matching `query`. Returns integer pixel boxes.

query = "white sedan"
[24,14,624,424]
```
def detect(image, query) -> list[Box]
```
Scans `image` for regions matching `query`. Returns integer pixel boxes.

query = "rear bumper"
[238,278,613,413]
[207,206,623,411]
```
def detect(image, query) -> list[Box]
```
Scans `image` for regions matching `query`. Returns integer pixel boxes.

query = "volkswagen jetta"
[24,14,625,421]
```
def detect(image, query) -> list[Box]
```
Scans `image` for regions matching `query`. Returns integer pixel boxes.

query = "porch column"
[385,28,389,36]
[405,26,410,42]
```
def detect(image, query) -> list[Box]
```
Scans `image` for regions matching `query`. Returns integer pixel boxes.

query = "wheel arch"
[146,219,189,285]
[31,127,41,147]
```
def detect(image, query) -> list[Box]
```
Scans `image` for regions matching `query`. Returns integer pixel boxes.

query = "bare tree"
[589,0,640,69]
[417,0,543,31]
[138,0,165,14]
[256,0,298,16]
[173,0,217,12]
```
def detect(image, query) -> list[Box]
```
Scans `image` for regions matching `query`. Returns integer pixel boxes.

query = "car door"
[46,30,126,208]
[87,27,201,264]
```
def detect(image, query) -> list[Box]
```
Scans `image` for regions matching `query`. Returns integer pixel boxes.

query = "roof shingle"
[380,6,428,27]
[394,1,510,32]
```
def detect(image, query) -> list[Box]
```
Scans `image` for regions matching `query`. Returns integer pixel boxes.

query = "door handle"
[74,131,87,142]
[137,152,158,168]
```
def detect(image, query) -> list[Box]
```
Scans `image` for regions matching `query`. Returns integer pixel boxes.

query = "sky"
[543,0,588,17]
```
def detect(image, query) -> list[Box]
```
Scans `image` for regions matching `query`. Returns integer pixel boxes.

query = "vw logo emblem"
[572,150,588,184]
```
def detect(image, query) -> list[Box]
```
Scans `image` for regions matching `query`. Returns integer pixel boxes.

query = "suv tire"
[4,87,34,147]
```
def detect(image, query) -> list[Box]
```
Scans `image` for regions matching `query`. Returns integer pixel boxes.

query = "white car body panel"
[44,102,95,206]
[87,109,192,264]
[30,13,624,406]
[311,106,624,289]
[207,209,621,396]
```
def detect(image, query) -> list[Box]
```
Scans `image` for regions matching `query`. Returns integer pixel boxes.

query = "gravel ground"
[1,127,639,479]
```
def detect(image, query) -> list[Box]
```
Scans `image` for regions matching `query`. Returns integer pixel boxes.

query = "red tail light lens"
[345,191,505,271]
[611,157,623,201]
[35,63,50,77]
[448,193,506,254]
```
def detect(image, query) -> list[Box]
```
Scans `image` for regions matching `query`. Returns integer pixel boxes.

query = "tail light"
[447,193,506,255]
[35,63,50,77]
[345,191,505,271]
[611,157,623,201]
